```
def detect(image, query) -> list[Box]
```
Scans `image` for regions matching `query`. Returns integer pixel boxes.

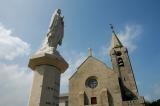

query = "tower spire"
[109,24,123,48]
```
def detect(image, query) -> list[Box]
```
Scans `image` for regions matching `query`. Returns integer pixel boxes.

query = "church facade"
[59,31,145,106]
[27,9,145,106]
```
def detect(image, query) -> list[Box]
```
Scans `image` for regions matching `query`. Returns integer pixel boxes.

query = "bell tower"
[109,28,139,101]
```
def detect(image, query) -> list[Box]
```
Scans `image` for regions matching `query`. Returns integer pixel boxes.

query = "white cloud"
[117,25,142,52]
[99,45,109,56]
[0,24,31,60]
[0,63,32,106]
[60,50,86,93]
[105,24,142,55]
[0,23,32,106]
[144,95,152,102]
[153,84,160,96]
[144,83,160,102]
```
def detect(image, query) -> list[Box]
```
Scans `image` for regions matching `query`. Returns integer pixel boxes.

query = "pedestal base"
[28,53,68,73]
[29,65,60,106]
[28,52,68,106]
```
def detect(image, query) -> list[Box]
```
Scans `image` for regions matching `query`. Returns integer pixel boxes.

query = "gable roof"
[69,55,112,80]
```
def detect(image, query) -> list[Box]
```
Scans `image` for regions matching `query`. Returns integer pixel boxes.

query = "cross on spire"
[109,24,115,32]
[88,48,93,56]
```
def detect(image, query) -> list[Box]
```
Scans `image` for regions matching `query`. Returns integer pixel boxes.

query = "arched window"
[117,57,124,67]
[107,91,114,106]
[84,92,89,105]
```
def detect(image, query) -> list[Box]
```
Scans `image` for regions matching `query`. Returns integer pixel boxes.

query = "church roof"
[69,55,112,80]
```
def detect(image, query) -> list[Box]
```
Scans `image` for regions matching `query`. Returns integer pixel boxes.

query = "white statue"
[37,9,64,54]
[47,9,64,48]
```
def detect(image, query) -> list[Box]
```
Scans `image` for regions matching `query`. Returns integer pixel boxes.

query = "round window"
[85,76,98,89]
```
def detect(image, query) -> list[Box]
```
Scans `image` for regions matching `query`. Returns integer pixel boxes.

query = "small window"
[91,97,97,104]
[116,51,122,56]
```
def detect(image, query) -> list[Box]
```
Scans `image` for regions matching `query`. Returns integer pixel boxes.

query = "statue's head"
[56,9,61,15]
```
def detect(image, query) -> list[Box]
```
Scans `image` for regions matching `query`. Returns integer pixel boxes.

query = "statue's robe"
[37,9,64,54]
[47,10,64,48]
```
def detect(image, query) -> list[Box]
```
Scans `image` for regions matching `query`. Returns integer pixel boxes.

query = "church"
[59,30,145,106]
[28,9,145,106]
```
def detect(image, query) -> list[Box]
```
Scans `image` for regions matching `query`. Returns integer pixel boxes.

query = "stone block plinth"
[28,52,68,73]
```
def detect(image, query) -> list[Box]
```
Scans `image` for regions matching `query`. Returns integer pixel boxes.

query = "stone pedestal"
[28,52,68,106]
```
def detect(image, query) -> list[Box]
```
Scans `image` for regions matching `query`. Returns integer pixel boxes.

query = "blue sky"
[0,0,160,105]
